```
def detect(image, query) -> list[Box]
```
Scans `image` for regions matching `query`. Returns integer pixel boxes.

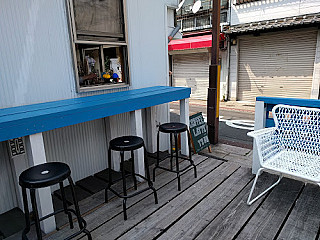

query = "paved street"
[170,100,255,149]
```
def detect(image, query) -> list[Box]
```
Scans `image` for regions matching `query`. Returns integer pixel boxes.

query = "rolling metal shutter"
[173,52,209,100]
[238,29,317,101]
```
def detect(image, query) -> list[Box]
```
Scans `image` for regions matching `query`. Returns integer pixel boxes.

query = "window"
[67,0,129,90]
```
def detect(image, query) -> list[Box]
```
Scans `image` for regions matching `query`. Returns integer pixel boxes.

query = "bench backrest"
[272,104,320,154]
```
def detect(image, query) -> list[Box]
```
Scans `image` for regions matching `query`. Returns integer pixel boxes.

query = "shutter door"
[173,52,209,100]
[238,29,317,101]
[0,142,18,214]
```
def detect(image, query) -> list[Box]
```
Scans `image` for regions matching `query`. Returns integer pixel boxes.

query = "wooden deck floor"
[24,155,320,240]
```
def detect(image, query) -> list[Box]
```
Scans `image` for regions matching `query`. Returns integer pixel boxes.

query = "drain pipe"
[168,25,181,43]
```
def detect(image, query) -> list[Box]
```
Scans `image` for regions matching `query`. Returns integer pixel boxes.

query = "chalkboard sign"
[189,112,210,153]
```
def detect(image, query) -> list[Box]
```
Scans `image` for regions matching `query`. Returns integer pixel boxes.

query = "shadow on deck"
[9,154,320,240]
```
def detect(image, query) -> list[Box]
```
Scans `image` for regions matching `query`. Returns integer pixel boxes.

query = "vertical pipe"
[207,0,220,144]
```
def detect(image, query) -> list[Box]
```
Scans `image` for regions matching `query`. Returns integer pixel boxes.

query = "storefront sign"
[189,112,210,153]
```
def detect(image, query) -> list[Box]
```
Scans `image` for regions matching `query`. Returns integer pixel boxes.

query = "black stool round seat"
[159,122,188,134]
[109,136,144,151]
[19,162,71,189]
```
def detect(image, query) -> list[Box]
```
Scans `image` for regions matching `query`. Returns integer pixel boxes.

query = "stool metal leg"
[68,177,83,229]
[122,198,127,220]
[153,131,160,182]
[131,150,137,190]
[105,147,112,203]
[170,133,173,170]
[68,177,92,240]
[59,182,74,229]
[120,151,128,220]
[144,144,158,204]
[22,187,30,240]
[30,189,42,240]
[174,133,181,191]
[187,130,197,178]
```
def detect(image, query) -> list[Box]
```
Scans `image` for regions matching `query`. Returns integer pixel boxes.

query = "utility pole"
[207,0,220,144]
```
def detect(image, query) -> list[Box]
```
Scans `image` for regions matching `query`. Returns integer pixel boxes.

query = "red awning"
[168,35,212,51]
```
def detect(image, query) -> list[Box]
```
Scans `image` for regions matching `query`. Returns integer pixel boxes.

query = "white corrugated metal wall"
[238,28,317,101]
[43,119,110,185]
[173,52,210,100]
[0,0,130,109]
[0,0,172,208]
[0,142,18,214]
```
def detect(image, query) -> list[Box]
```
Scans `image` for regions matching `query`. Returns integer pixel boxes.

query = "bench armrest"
[248,127,280,164]
[247,127,277,138]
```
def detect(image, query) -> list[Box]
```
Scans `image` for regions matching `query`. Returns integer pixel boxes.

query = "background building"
[170,0,320,102]
[169,0,229,101]
[227,0,320,101]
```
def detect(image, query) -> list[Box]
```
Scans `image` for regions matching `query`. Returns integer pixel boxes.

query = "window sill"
[77,83,129,93]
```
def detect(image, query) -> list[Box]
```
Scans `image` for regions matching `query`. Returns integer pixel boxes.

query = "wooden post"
[180,98,189,156]
[130,110,145,179]
[25,133,56,234]
[252,101,266,174]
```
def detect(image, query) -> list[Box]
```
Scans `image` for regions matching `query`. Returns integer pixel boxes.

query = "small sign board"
[189,112,210,153]
[8,137,25,157]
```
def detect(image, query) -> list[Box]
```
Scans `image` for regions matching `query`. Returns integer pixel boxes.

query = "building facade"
[169,0,230,101]
[0,0,178,221]
[226,0,320,101]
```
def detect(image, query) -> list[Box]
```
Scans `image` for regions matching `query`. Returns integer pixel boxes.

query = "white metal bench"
[247,104,320,205]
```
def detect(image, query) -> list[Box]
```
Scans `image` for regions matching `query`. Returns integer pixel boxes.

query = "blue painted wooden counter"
[0,86,191,142]
[256,96,320,128]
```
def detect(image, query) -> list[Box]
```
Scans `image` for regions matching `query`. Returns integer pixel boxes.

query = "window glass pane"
[103,46,127,84]
[220,12,227,23]
[182,18,194,31]
[221,0,228,9]
[196,15,211,29]
[73,0,124,40]
[201,0,211,10]
[75,44,127,88]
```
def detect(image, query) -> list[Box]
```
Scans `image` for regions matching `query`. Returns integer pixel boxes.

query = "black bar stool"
[105,135,158,220]
[19,162,92,240]
[153,122,197,191]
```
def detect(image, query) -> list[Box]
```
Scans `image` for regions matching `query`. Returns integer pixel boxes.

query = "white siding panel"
[0,1,130,109]
[0,0,76,108]
[238,29,317,101]
[173,53,209,100]
[0,142,18,214]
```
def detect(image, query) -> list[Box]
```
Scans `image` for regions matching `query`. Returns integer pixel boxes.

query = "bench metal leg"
[247,168,282,205]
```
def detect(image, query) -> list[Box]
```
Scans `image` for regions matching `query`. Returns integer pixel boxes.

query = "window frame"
[65,0,130,92]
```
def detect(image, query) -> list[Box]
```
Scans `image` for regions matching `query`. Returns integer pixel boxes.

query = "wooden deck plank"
[236,177,304,240]
[54,157,158,228]
[88,157,223,240]
[44,155,210,239]
[277,183,320,240]
[157,166,254,240]
[195,172,278,240]
[115,162,240,240]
